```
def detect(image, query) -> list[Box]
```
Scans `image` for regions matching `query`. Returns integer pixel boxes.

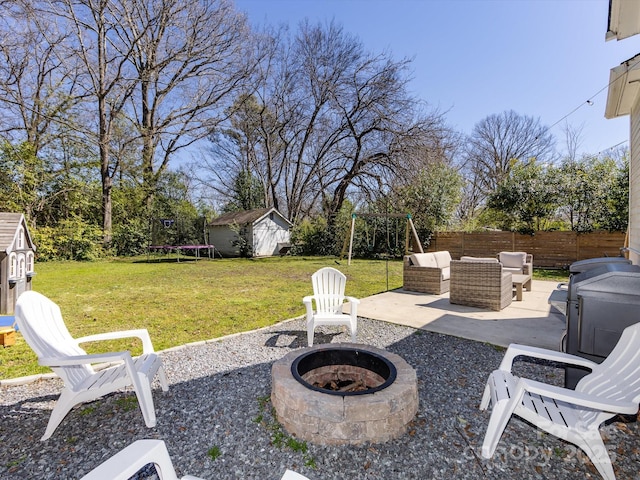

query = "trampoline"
[147,244,215,261]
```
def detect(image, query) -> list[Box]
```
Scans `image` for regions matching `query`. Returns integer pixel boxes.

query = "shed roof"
[209,207,292,227]
[0,212,35,253]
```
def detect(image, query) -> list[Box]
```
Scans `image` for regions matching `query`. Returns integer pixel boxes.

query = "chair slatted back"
[15,291,93,386]
[311,267,346,314]
[576,322,640,424]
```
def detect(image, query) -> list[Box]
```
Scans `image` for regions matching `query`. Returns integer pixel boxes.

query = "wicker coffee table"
[511,274,532,301]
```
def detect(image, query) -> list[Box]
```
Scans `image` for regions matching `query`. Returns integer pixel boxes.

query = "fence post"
[576,233,580,261]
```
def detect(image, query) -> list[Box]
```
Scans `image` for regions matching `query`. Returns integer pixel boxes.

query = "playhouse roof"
[0,212,35,253]
[209,207,292,227]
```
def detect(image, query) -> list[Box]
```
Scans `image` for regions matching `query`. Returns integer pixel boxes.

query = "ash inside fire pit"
[292,347,397,395]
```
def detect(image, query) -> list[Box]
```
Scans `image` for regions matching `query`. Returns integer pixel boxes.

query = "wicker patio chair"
[449,258,513,311]
[497,251,533,275]
[403,251,451,294]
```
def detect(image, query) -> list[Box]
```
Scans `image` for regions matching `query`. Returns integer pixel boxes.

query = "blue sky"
[233,0,640,157]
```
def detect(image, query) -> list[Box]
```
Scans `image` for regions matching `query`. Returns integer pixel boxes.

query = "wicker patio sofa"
[403,251,451,294]
[449,257,513,311]
[497,251,533,275]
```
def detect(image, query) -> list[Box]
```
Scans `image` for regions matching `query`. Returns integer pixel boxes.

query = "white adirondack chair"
[480,322,640,480]
[303,267,359,347]
[281,470,311,480]
[81,439,311,480]
[15,291,169,441]
[81,439,202,480]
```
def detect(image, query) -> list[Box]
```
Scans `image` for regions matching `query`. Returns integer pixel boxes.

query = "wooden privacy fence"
[425,231,627,269]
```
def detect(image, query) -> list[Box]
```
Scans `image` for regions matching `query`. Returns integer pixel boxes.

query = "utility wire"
[542,54,640,138]
[598,138,628,155]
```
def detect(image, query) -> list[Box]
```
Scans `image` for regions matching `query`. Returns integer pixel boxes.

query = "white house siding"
[207,209,291,257]
[208,225,241,257]
[606,3,640,264]
[252,214,291,256]
[630,100,640,264]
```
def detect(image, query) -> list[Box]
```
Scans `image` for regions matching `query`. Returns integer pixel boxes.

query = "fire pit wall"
[271,343,419,445]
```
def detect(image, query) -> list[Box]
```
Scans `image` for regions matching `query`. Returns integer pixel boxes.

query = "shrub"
[31,226,57,261]
[32,218,104,261]
[112,219,149,256]
[291,217,339,256]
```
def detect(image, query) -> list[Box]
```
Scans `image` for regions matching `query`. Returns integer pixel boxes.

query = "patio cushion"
[460,256,498,263]
[499,252,527,268]
[502,267,524,274]
[410,253,438,268]
[433,251,452,268]
[441,267,450,281]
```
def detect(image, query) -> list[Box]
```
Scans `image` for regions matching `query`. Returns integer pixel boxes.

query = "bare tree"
[203,20,453,225]
[324,52,452,221]
[289,21,456,223]
[203,90,281,211]
[37,0,139,245]
[459,110,556,219]
[115,0,255,210]
[562,121,584,163]
[25,0,253,242]
[199,21,335,219]
[0,2,80,155]
[0,2,97,226]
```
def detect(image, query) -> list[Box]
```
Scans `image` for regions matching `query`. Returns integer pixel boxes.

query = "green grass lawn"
[532,268,570,282]
[0,256,404,379]
[0,256,567,380]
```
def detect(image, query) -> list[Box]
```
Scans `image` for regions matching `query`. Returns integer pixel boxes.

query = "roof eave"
[254,207,293,227]
[605,56,640,119]
[607,0,640,41]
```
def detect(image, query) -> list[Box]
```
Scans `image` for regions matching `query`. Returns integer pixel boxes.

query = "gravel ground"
[1,317,639,480]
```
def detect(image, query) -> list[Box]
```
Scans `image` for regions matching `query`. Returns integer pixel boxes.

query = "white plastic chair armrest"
[519,378,639,414]
[38,351,131,367]
[76,329,155,354]
[302,295,315,319]
[281,469,310,480]
[81,439,204,480]
[345,296,360,305]
[499,344,598,372]
[345,296,359,317]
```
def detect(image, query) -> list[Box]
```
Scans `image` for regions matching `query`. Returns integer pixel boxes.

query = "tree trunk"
[102,175,113,246]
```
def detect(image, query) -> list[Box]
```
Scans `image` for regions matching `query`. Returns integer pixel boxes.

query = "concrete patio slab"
[349,280,566,350]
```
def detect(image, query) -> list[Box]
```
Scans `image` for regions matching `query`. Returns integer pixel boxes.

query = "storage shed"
[0,213,36,314]
[208,208,292,257]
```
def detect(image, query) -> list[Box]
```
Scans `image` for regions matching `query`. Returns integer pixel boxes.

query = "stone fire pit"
[271,343,418,445]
